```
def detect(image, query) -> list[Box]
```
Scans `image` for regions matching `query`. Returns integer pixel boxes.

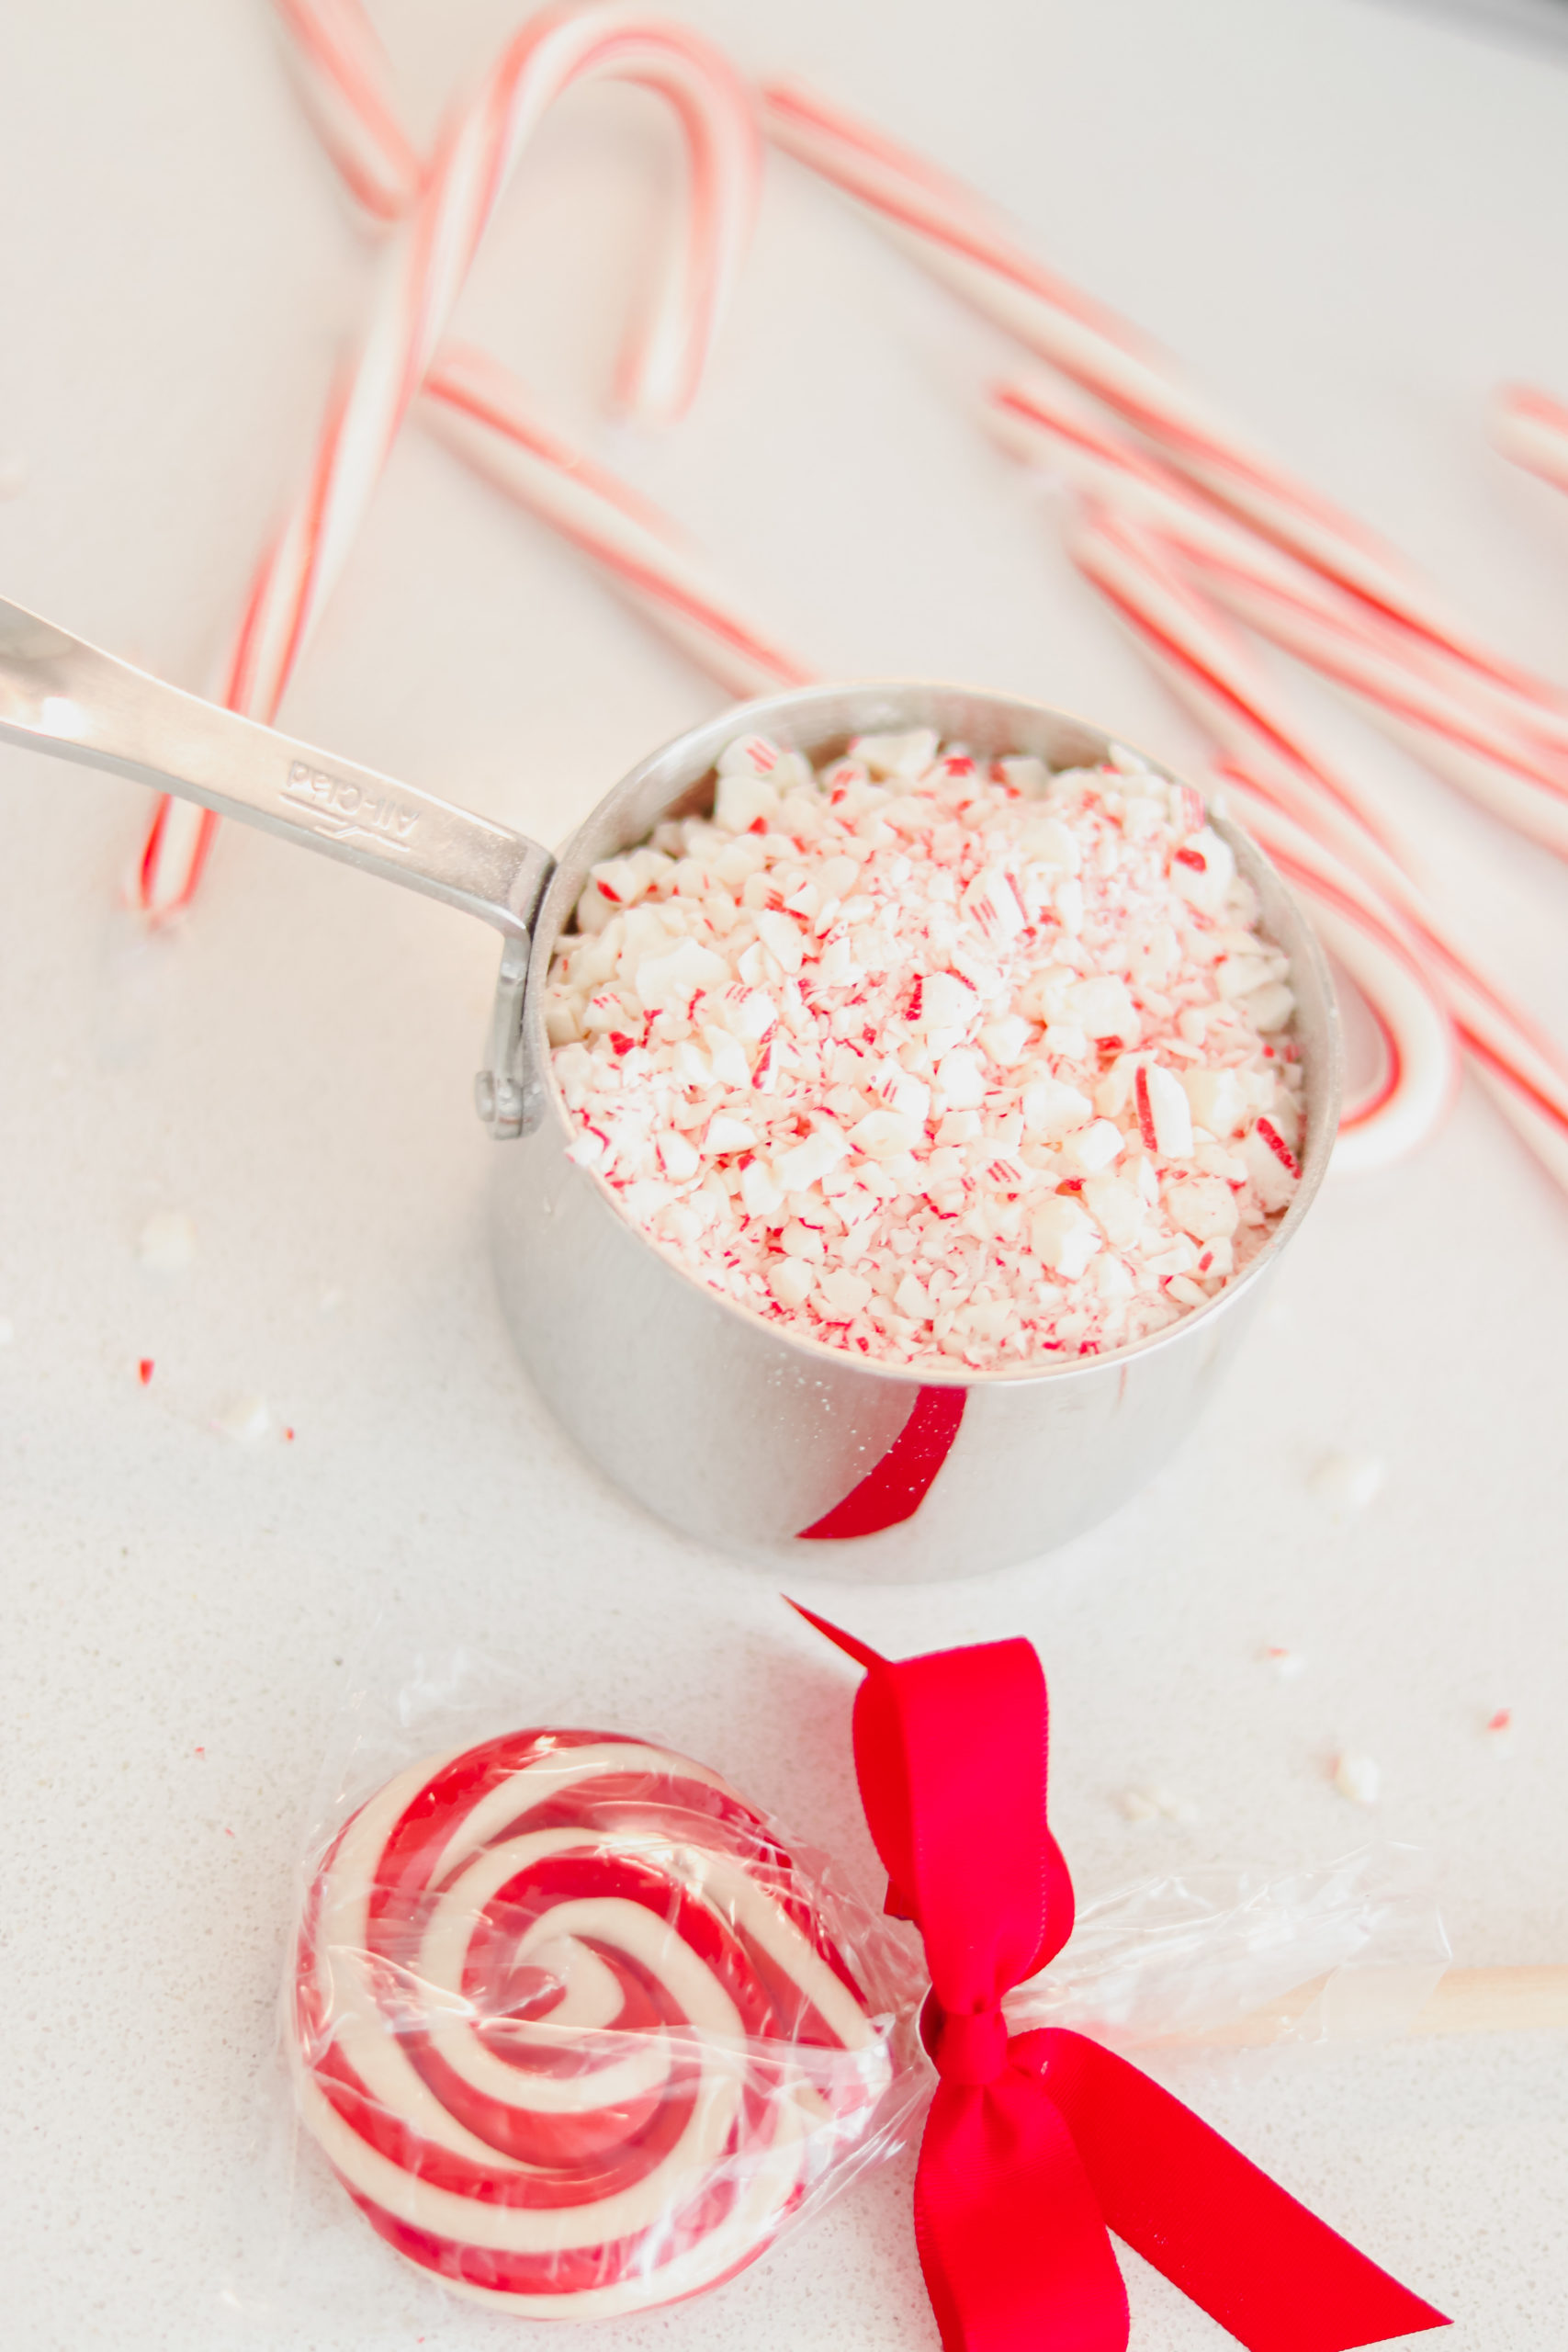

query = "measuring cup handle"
[0,594,558,1136]
[0,594,554,940]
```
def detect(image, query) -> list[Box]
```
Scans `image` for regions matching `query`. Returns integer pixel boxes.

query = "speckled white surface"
[2,3,1566,2346]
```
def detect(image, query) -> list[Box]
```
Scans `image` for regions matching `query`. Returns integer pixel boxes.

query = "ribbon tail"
[915,2074,1129,2352]
[784,1599,886,1669]
[1033,2030,1450,2352]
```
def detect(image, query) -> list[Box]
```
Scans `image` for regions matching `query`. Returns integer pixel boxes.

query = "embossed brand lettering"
[283,760,418,843]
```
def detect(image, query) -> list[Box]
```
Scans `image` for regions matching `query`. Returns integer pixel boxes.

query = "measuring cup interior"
[515,678,1342,1369]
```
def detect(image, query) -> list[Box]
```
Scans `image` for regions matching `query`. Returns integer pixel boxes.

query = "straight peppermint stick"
[421,346,809,698]
[1070,508,1568,1191]
[990,372,1568,859]
[270,0,423,221]
[762,80,1568,739]
[1492,382,1568,502]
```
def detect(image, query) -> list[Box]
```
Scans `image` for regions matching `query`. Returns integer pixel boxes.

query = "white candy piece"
[215,1394,271,1443]
[657,1132,700,1182]
[1021,1078,1093,1140]
[1141,1064,1193,1159]
[1332,1753,1381,1807]
[705,1115,756,1155]
[774,1124,850,1193]
[1084,1174,1144,1250]
[1310,1452,1385,1514]
[850,1110,920,1160]
[1170,826,1235,915]
[1070,976,1139,1045]
[634,940,728,1014]
[912,971,979,1035]
[1261,1645,1307,1681]
[934,1047,987,1112]
[816,1267,872,1320]
[1181,1065,1246,1137]
[1061,1118,1123,1176]
[1241,1120,1299,1213]
[768,1259,815,1310]
[963,865,1026,946]
[853,728,938,779]
[138,1212,197,1272]
[1030,1195,1101,1278]
[1118,1785,1199,1825]
[1163,1176,1239,1240]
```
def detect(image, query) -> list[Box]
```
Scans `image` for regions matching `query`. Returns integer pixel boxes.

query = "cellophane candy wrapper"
[271,1648,928,2329]
[254,1648,1447,2335]
[1005,1844,1451,2054]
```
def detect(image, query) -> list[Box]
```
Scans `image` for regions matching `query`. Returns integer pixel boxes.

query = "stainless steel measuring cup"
[0,598,1341,1579]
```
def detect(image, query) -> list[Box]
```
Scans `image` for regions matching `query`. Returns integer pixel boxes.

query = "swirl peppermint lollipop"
[290,1728,894,2318]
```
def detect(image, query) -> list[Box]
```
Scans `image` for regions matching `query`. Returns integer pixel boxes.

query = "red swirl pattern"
[290,1728,890,2317]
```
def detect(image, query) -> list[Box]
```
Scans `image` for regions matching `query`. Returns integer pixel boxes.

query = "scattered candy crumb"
[214,1393,271,1442]
[547,731,1303,1371]
[1118,1784,1199,1824]
[284,1426,297,1443]
[138,1357,155,1386]
[194,1747,205,1758]
[137,1211,197,1272]
[1332,1752,1380,1806]
[1261,1645,1307,1680]
[1483,1709,1515,1754]
[1310,1452,1385,1514]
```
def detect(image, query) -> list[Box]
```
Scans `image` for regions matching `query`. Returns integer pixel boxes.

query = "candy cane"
[1222,765,1568,1191]
[1071,509,1568,1188]
[421,345,809,698]
[292,1728,888,2317]
[136,5,761,920]
[1067,501,1412,872]
[762,81,1568,736]
[279,8,805,690]
[270,0,423,222]
[989,371,1568,859]
[1492,381,1568,502]
[1211,769,1460,1170]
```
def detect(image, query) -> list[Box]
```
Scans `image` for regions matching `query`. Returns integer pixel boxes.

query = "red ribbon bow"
[794,1604,1450,2352]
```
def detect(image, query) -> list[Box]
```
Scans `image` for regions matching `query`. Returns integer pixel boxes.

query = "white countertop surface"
[3,3,1566,2346]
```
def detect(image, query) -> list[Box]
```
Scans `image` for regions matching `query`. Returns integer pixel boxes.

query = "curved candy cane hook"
[137,2,761,920]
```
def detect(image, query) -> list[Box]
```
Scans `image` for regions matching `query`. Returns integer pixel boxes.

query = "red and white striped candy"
[763,82,1568,778]
[421,345,810,699]
[291,1728,889,2318]
[270,0,423,223]
[1492,382,1568,503]
[1064,506,1568,1190]
[136,4,761,921]
[1211,765,1461,1172]
[990,371,1568,856]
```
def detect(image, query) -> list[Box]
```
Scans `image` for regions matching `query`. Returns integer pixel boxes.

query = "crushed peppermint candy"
[1332,1753,1381,1806]
[1310,1450,1385,1514]
[1118,1783,1200,1825]
[545,731,1305,1370]
[1261,1644,1308,1681]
